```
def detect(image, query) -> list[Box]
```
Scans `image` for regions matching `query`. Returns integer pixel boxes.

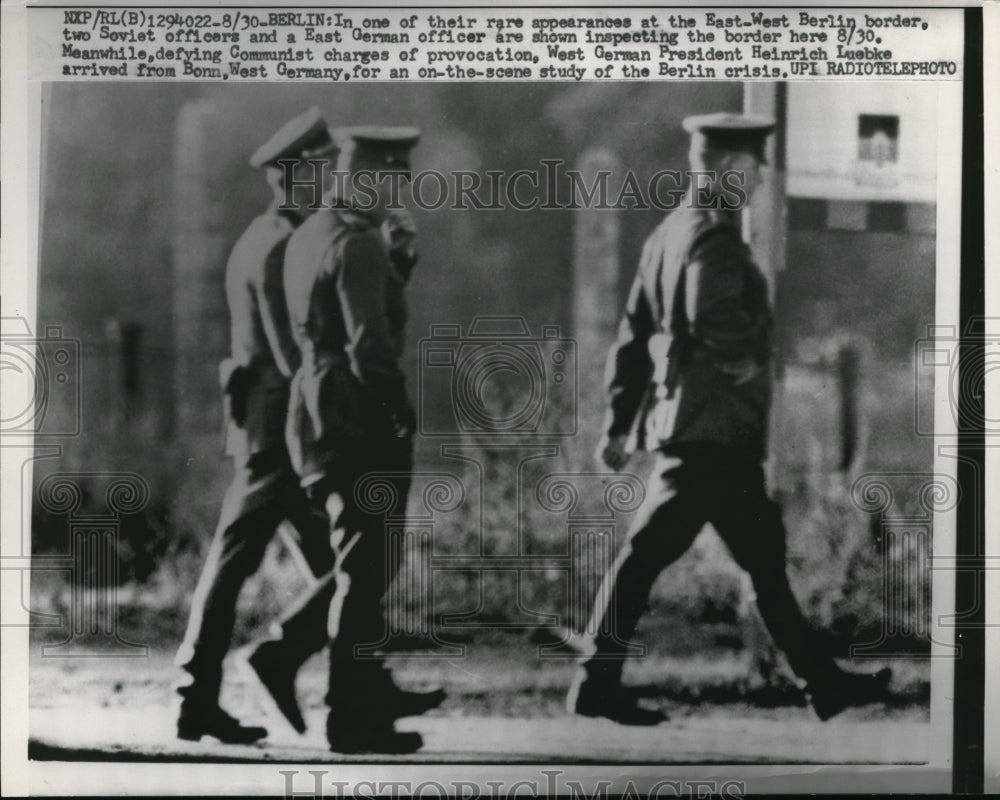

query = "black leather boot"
[567,667,667,726]
[177,703,268,744]
[809,666,892,721]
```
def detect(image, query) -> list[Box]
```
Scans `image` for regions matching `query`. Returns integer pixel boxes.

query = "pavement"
[29,704,934,765]
[27,643,933,765]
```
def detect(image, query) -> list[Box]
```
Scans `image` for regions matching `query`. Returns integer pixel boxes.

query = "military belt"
[300,345,350,370]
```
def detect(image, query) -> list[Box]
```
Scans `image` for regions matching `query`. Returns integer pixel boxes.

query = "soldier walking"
[567,112,892,725]
[278,126,441,754]
[174,109,340,744]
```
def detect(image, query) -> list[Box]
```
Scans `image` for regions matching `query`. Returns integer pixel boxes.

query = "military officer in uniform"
[245,134,440,739]
[567,113,892,725]
[174,109,341,744]
[279,125,439,754]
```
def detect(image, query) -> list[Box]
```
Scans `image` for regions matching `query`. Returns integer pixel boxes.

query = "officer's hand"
[718,357,761,386]
[388,397,416,440]
[597,434,630,472]
[385,207,418,255]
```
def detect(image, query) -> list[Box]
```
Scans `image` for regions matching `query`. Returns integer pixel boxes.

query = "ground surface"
[28,633,932,765]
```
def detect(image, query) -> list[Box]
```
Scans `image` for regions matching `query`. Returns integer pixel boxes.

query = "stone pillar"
[172,99,230,443]
[572,148,623,451]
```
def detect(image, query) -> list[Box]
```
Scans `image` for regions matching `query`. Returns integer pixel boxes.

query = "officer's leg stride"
[569,454,707,725]
[322,470,420,754]
[249,465,442,740]
[277,479,338,579]
[304,458,438,754]
[175,456,288,744]
[708,460,892,721]
[243,478,335,734]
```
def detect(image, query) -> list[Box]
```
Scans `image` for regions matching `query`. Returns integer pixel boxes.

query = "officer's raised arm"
[383,206,418,354]
[385,205,419,283]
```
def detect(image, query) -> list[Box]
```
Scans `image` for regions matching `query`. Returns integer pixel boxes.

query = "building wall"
[786,82,938,202]
[781,197,936,360]
[772,83,937,477]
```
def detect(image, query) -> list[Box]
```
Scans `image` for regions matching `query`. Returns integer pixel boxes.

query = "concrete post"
[172,99,229,443]
[572,148,623,447]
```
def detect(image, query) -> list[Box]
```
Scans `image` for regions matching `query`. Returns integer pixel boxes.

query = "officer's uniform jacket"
[283,204,411,482]
[222,206,302,462]
[604,201,774,458]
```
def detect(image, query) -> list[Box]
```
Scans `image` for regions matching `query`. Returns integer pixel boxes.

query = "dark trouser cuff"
[581,655,625,684]
[176,668,222,708]
[325,657,392,705]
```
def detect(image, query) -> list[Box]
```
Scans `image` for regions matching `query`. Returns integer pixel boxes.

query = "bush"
[31,356,931,658]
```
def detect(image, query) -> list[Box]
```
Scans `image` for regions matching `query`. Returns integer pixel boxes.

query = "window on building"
[858,114,900,166]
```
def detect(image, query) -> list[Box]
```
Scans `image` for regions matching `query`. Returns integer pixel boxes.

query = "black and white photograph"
[0,3,992,796]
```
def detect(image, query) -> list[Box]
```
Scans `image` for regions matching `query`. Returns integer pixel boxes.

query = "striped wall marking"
[788,198,936,234]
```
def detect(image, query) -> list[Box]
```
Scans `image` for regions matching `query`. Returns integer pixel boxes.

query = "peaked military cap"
[249,107,336,169]
[683,112,776,163]
[333,125,421,169]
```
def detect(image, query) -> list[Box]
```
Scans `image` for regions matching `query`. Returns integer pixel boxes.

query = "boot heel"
[176,720,204,742]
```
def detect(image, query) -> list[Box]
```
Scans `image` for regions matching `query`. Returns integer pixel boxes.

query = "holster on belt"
[640,332,688,450]
[219,357,252,428]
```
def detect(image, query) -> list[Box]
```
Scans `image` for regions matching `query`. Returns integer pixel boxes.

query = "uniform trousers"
[279,432,413,713]
[583,443,839,687]
[175,448,334,705]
